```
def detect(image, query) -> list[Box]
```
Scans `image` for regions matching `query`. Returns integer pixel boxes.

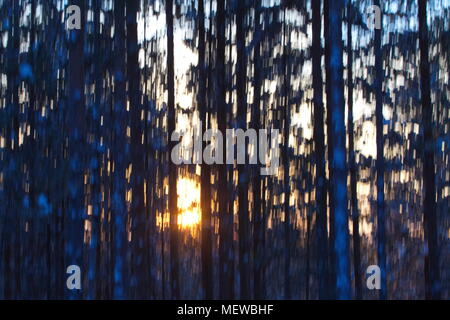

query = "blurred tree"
[346,0,362,300]
[112,0,128,299]
[217,0,234,299]
[198,0,213,300]
[419,0,441,300]
[65,0,86,300]
[166,0,180,300]
[312,0,329,300]
[327,0,351,300]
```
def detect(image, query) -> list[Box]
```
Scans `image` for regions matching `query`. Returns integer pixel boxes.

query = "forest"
[0,0,449,300]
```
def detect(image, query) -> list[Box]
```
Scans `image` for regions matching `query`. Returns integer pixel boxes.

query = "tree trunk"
[374,0,387,300]
[65,0,85,300]
[282,7,292,300]
[2,0,21,299]
[252,0,264,300]
[166,0,180,299]
[198,0,213,300]
[327,0,351,299]
[126,0,150,299]
[236,0,251,300]
[85,0,102,299]
[347,0,362,300]
[312,0,329,300]
[217,0,234,299]
[324,0,336,298]
[419,0,441,300]
[112,0,128,299]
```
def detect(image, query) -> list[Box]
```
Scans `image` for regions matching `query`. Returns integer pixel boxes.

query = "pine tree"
[166,0,180,299]
[312,0,329,300]
[198,0,213,299]
[327,0,351,299]
[419,0,441,300]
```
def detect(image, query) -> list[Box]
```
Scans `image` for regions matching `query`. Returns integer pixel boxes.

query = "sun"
[177,177,201,228]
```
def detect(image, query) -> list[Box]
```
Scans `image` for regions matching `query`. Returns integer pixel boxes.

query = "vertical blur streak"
[347,0,362,301]
[328,0,351,300]
[313,0,329,300]
[3,0,21,299]
[236,0,250,300]
[282,5,292,301]
[127,0,149,299]
[112,0,127,299]
[252,0,264,300]
[198,0,213,300]
[87,0,102,299]
[65,0,85,300]
[25,0,37,299]
[374,0,387,300]
[419,0,441,300]
[166,0,180,300]
[324,0,336,298]
[217,0,234,300]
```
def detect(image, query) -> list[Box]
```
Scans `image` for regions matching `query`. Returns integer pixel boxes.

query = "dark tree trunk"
[166,0,180,300]
[305,206,311,299]
[347,0,362,300]
[65,0,85,300]
[3,0,21,299]
[112,0,128,299]
[217,0,234,300]
[25,0,37,299]
[374,0,387,300]
[419,0,441,300]
[236,0,250,300]
[282,7,292,300]
[198,0,213,300]
[327,0,351,300]
[312,0,329,300]
[252,0,264,300]
[84,0,105,299]
[126,0,150,299]
[324,0,336,298]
